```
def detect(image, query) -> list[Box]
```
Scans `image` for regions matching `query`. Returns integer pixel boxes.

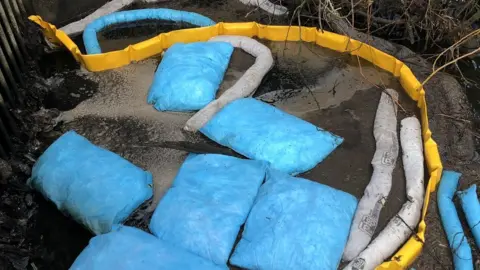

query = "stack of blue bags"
[31,99,357,269]
[31,29,360,269]
[149,154,357,270]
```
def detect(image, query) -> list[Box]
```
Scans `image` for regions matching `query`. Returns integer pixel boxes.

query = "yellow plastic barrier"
[30,15,443,269]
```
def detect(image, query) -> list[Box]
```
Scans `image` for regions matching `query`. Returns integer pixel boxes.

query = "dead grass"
[282,0,479,67]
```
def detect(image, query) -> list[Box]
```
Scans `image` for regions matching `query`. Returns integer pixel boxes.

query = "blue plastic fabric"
[201,98,344,175]
[230,169,358,270]
[438,171,473,270]
[147,42,233,111]
[29,131,153,235]
[70,226,227,270]
[149,154,266,266]
[458,185,480,248]
[83,9,216,54]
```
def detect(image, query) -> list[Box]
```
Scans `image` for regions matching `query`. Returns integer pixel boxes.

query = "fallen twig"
[421,46,480,88]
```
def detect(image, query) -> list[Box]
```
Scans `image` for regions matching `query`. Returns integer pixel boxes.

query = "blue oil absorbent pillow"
[230,169,358,270]
[200,98,344,175]
[29,131,153,235]
[147,42,234,111]
[70,225,227,270]
[149,154,267,266]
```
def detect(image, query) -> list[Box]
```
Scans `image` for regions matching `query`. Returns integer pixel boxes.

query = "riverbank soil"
[2,0,479,269]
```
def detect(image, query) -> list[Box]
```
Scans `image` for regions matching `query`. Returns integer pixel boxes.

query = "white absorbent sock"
[60,0,135,36]
[60,0,166,36]
[343,117,425,270]
[342,89,399,261]
[184,35,274,132]
[238,0,288,16]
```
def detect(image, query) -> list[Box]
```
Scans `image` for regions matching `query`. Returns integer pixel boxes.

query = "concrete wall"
[25,0,110,26]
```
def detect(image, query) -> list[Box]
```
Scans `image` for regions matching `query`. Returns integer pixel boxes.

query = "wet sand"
[58,37,415,214]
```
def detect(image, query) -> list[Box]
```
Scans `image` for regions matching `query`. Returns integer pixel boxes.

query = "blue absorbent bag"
[29,131,153,235]
[230,169,358,270]
[70,226,227,270]
[149,154,266,266]
[201,98,343,175]
[147,42,234,111]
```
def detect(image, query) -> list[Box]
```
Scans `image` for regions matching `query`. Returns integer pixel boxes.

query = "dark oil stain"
[254,57,320,98]
[100,20,198,40]
[299,88,408,240]
[182,0,227,8]
[44,71,98,111]
[29,196,92,270]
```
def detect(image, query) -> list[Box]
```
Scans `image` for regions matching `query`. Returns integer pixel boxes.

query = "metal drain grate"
[0,0,28,158]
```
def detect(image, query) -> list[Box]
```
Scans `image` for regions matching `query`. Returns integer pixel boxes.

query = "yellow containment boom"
[29,15,443,270]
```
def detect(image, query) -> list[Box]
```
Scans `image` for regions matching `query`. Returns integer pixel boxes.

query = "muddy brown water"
[38,24,420,269]
[23,2,425,269]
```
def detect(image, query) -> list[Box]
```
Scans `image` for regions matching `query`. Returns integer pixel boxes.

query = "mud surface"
[412,59,480,269]
[3,0,462,269]
[32,31,417,269]
[300,88,418,235]
[414,166,480,269]
[61,34,410,207]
